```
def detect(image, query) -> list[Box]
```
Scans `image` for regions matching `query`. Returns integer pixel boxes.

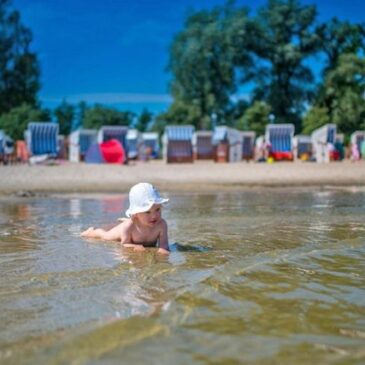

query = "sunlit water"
[0,188,364,365]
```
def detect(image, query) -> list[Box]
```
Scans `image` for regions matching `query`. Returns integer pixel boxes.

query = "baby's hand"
[157,248,170,255]
[133,245,146,252]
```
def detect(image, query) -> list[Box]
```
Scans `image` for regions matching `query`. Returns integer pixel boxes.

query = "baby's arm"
[157,219,169,255]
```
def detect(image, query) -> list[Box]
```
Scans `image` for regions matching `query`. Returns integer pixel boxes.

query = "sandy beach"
[0,160,364,194]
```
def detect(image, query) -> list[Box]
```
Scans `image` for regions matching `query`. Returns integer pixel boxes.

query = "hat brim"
[125,198,169,218]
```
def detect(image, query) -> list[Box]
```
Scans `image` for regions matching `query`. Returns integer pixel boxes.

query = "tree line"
[1,0,364,142]
[165,0,365,137]
[0,0,154,140]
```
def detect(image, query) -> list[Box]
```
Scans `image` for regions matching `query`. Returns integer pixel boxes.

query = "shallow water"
[0,188,364,365]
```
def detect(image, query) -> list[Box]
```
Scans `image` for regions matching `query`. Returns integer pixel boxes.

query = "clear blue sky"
[12,0,365,115]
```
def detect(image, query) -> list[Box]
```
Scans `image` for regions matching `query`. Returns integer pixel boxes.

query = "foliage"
[314,18,365,115]
[156,100,205,129]
[82,104,135,129]
[0,0,40,114]
[166,0,326,132]
[249,0,320,131]
[166,0,365,135]
[323,53,365,135]
[224,99,250,128]
[236,101,271,136]
[2,0,365,140]
[54,99,74,136]
[316,17,365,75]
[149,116,168,137]
[74,101,87,131]
[167,3,252,129]
[135,108,153,132]
[0,103,50,140]
[302,106,329,135]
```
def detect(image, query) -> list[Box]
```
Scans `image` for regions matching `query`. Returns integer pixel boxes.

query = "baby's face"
[136,204,162,227]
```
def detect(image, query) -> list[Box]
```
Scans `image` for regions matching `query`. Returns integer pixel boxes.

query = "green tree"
[0,0,40,114]
[302,106,330,135]
[322,54,365,135]
[225,99,249,128]
[236,101,271,136]
[54,99,74,136]
[0,103,50,140]
[74,101,87,131]
[314,18,365,114]
[82,104,135,129]
[156,100,202,127]
[149,115,168,137]
[249,0,320,131]
[168,4,252,129]
[135,108,153,132]
[316,18,365,74]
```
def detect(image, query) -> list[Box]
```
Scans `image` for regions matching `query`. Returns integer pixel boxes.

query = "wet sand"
[0,160,364,194]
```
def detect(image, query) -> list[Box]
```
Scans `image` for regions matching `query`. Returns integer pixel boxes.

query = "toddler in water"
[81,183,170,254]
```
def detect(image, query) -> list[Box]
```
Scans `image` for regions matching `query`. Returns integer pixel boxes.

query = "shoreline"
[1,160,365,194]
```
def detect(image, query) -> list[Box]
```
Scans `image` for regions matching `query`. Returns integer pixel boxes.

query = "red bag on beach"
[99,139,126,164]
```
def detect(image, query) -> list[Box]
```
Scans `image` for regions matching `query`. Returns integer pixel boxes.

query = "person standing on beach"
[351,142,360,161]
[81,183,170,254]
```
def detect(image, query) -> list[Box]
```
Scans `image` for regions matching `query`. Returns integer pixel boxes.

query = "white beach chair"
[311,124,337,163]
[69,129,98,162]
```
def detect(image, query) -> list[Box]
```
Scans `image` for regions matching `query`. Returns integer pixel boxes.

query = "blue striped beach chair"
[26,122,59,157]
[0,130,5,160]
[265,124,295,161]
[0,130,7,163]
[163,125,195,163]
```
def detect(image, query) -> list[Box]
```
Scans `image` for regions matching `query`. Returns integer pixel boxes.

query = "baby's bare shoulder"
[158,218,168,230]
[118,218,133,231]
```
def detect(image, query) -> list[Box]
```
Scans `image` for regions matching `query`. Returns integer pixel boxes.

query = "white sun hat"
[125,182,169,217]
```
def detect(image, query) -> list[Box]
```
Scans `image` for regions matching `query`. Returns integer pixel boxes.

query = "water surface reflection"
[0,188,364,364]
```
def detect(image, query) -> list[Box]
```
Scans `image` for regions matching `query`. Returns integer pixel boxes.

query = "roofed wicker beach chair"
[311,124,337,163]
[126,129,143,160]
[142,132,160,159]
[192,131,214,160]
[265,124,295,161]
[0,130,5,163]
[241,131,256,161]
[69,128,98,162]
[212,126,243,163]
[163,125,195,163]
[293,135,312,161]
[25,122,59,161]
[98,126,128,163]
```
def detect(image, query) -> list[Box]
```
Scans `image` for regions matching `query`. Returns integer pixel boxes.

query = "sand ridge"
[0,160,364,194]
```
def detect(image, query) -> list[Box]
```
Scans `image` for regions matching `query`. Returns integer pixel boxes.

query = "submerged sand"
[0,160,364,194]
